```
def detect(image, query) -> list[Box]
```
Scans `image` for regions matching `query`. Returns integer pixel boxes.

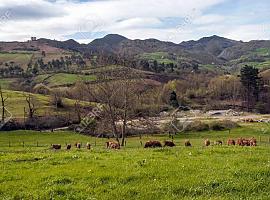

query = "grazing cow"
[144,141,162,148]
[204,139,211,147]
[250,137,257,146]
[66,144,72,150]
[52,144,61,150]
[185,140,192,147]
[164,141,175,147]
[237,138,244,146]
[86,142,91,150]
[242,139,250,146]
[215,140,223,145]
[106,141,120,149]
[76,143,81,149]
[227,139,235,146]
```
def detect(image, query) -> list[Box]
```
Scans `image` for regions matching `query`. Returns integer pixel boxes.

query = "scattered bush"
[185,121,209,132]
[209,120,240,131]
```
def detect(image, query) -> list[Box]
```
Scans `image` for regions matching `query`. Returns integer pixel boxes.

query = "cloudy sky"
[0,0,269,43]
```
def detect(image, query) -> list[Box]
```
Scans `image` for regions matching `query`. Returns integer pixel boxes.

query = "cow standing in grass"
[215,140,223,145]
[66,144,71,150]
[250,137,257,146]
[52,144,61,150]
[185,140,192,147]
[86,143,91,150]
[144,141,162,148]
[106,141,120,149]
[76,143,81,149]
[204,139,211,147]
[164,141,175,147]
[227,139,235,146]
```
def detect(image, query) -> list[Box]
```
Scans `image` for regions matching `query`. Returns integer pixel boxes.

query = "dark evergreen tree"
[169,91,179,108]
[240,65,261,111]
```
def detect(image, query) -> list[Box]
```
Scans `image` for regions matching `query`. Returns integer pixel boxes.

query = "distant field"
[0,52,32,69]
[139,52,177,64]
[0,124,269,199]
[34,73,97,87]
[1,89,88,118]
[0,78,16,89]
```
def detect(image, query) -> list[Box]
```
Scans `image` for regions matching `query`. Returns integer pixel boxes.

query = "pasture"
[34,73,97,87]
[0,52,32,70]
[0,124,270,199]
[1,89,91,119]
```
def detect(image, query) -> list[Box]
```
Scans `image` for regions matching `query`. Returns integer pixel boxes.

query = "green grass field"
[139,52,177,65]
[0,124,270,199]
[0,52,32,69]
[34,73,97,87]
[0,78,16,89]
[1,89,89,119]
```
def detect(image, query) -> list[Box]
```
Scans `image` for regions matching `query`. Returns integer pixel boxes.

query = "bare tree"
[83,68,142,145]
[25,94,37,119]
[0,85,8,122]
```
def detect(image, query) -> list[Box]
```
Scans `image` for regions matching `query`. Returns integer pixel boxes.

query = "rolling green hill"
[34,73,97,88]
[1,89,90,119]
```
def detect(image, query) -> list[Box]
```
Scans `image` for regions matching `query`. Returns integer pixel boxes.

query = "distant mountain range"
[1,34,270,68]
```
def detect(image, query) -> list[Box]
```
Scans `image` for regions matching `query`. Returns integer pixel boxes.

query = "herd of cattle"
[51,137,257,150]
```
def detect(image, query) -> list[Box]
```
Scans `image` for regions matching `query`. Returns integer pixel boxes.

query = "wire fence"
[1,136,270,149]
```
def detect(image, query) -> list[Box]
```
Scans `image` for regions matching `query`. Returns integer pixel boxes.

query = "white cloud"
[0,0,269,43]
[225,24,270,41]
[193,14,226,25]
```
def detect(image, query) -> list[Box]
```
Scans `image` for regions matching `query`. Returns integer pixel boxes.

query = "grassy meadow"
[0,52,33,69]
[1,89,91,119]
[0,124,270,199]
[34,73,97,87]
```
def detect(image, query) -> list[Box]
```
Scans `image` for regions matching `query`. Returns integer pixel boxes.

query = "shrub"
[184,121,209,132]
[209,120,240,131]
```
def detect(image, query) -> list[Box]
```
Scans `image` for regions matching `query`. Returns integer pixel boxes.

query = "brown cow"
[86,142,91,150]
[106,141,120,149]
[250,137,257,146]
[185,140,192,147]
[144,141,162,148]
[242,139,250,146]
[204,139,211,147]
[66,144,72,150]
[237,138,244,146]
[164,141,175,147]
[227,139,235,146]
[52,144,61,150]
